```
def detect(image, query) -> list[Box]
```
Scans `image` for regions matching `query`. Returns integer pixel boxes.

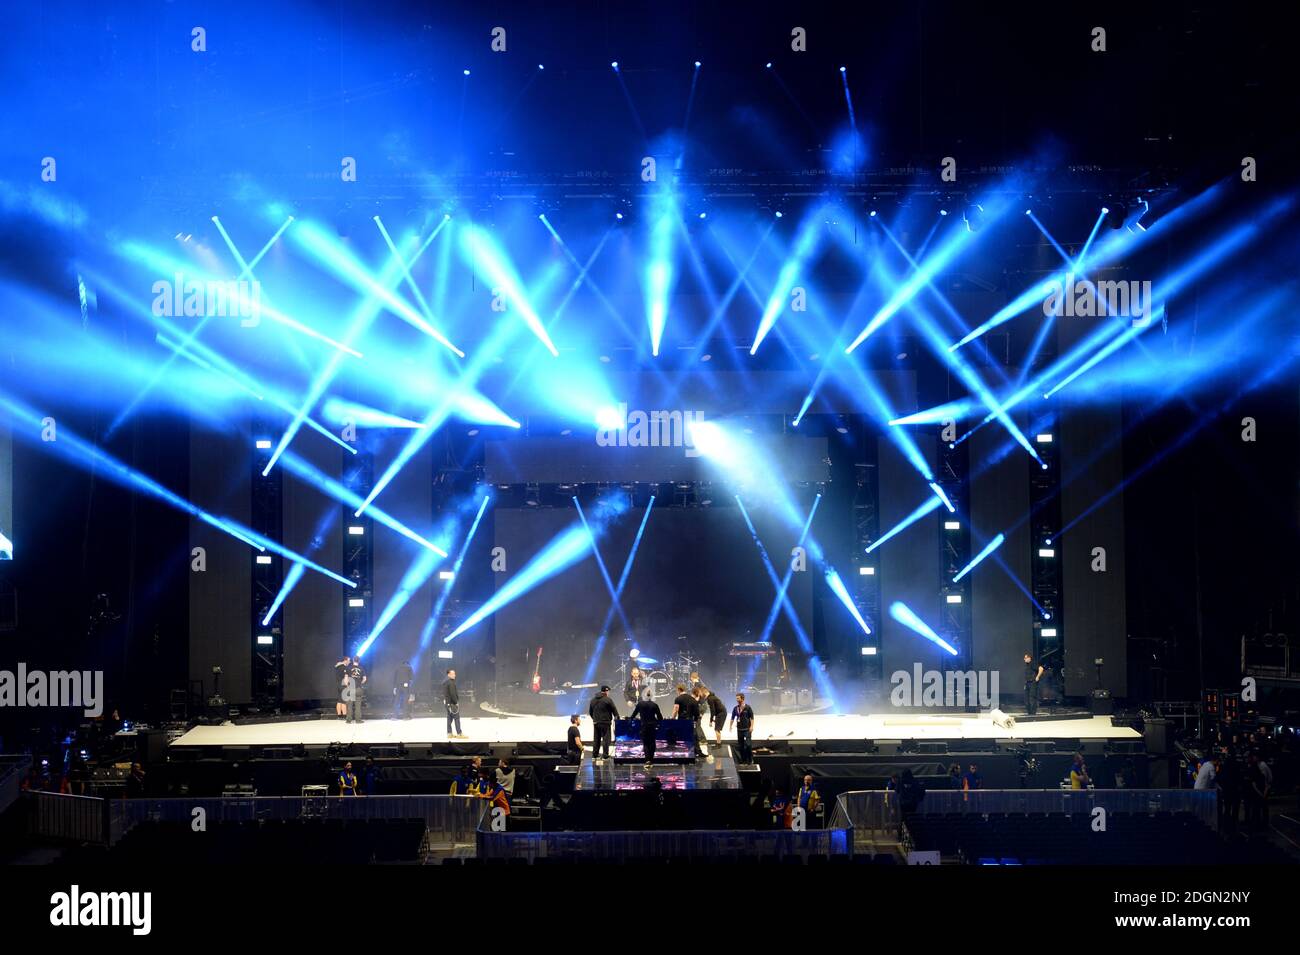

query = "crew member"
[672,684,703,757]
[443,668,466,739]
[1023,652,1044,716]
[1070,752,1092,790]
[393,659,414,719]
[632,694,663,766]
[729,693,755,765]
[565,714,584,765]
[342,658,367,724]
[703,686,727,745]
[338,761,358,796]
[588,686,619,762]
[796,774,821,821]
[496,757,516,797]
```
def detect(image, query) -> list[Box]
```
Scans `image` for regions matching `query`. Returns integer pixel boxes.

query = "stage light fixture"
[1038,548,1055,557]
[611,61,619,70]
[537,64,544,70]
[694,60,701,68]
[946,594,963,604]
[861,647,877,656]
[765,62,772,69]
[1036,433,1053,443]
[595,406,624,431]
[858,566,875,576]
[256,555,272,565]
[438,570,455,581]
[255,439,272,450]
[962,202,984,233]
[437,650,453,659]
[349,598,365,607]
[348,526,365,535]
[463,69,470,76]
[257,635,274,645]
[944,520,960,530]
[1041,628,1058,637]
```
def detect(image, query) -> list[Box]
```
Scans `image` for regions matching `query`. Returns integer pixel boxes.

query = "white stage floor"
[172,712,1139,748]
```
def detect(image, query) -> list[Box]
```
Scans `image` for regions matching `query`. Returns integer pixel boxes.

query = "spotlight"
[774,210,783,218]
[869,209,877,217]
[615,211,624,220]
[765,62,773,69]
[939,208,948,216]
[596,406,625,431]
[463,69,470,76]
[611,61,619,70]
[537,64,544,70]
[694,60,701,68]
[698,211,707,219]
[839,66,846,73]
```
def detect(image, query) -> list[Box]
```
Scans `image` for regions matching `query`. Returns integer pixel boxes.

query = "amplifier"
[1090,689,1114,715]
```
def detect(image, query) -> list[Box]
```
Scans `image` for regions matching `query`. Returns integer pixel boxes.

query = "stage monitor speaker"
[1090,689,1114,715]
[1079,739,1107,756]
[797,688,813,707]
[917,742,949,755]
[1144,718,1173,755]
[875,740,903,756]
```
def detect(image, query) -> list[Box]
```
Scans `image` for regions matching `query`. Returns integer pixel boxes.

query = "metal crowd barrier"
[25,790,110,844]
[25,791,485,847]
[903,788,1217,831]
[475,820,848,862]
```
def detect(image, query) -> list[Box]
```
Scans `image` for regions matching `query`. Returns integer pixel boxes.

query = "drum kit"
[620,647,702,699]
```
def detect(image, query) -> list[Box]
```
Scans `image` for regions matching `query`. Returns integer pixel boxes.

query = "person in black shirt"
[729,693,755,764]
[443,669,465,738]
[672,684,703,757]
[1023,652,1044,715]
[703,687,727,746]
[565,714,584,765]
[632,696,663,766]
[393,660,414,719]
[342,659,367,724]
[587,687,619,761]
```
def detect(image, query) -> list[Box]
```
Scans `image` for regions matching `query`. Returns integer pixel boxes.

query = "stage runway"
[171,711,1139,748]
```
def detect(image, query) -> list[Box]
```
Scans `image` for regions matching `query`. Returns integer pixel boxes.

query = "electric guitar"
[531,646,543,692]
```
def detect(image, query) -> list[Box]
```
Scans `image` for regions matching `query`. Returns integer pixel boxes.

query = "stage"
[170,711,1139,749]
